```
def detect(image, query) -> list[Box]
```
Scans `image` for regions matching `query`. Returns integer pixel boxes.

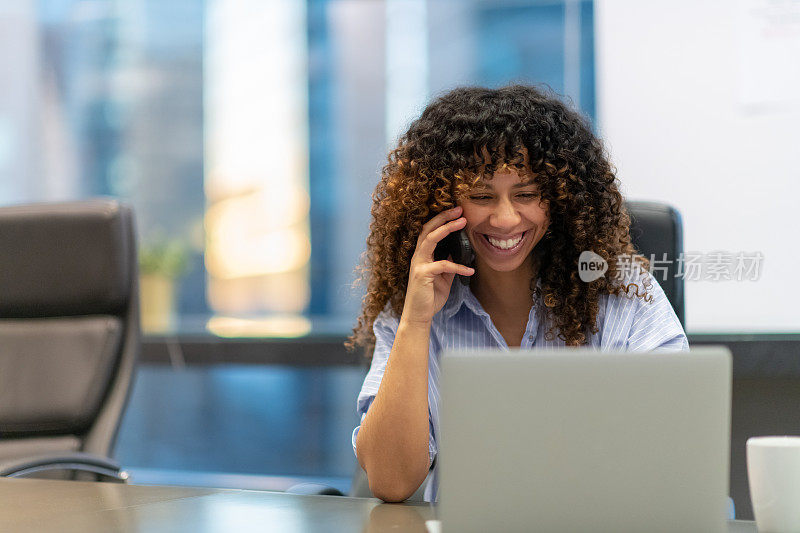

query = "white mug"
[747,436,800,533]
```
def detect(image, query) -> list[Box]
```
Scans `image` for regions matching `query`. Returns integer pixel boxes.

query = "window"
[3,0,595,486]
[2,0,594,338]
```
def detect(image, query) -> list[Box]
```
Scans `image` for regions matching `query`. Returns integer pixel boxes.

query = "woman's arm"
[355,206,474,502]
[355,316,432,502]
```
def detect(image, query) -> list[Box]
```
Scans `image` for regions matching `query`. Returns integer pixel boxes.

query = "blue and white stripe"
[352,268,689,500]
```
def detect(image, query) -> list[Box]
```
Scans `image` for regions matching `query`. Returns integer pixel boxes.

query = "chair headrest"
[0,199,134,318]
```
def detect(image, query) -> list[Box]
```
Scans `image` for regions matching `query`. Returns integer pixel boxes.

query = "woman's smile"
[476,230,529,255]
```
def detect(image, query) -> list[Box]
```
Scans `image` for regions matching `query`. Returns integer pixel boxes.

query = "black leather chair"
[0,199,139,482]
[626,200,685,329]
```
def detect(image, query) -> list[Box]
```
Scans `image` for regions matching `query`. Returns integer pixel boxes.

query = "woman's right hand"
[401,206,475,326]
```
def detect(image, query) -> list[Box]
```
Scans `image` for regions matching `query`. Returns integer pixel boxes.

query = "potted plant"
[138,237,190,334]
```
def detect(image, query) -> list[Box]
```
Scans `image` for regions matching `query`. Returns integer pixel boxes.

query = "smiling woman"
[461,169,549,272]
[348,84,689,503]
[348,84,666,352]
[459,168,552,349]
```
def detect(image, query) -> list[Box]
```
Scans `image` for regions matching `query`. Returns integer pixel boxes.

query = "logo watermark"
[578,251,764,282]
[578,250,608,282]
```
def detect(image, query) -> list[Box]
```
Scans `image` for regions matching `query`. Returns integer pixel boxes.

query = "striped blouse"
[352,268,689,501]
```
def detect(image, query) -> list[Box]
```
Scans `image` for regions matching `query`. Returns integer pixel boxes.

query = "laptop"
[437,347,732,533]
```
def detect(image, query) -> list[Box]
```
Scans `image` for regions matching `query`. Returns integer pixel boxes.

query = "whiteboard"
[595,0,800,333]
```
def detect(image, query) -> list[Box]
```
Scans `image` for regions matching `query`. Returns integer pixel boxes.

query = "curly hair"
[346,84,652,353]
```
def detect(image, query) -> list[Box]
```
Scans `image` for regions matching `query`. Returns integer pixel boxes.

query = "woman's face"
[459,168,550,276]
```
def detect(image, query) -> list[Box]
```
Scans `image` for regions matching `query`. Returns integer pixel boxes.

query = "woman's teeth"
[486,233,523,249]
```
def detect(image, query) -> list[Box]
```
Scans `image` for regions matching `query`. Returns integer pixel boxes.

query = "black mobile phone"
[433,230,474,285]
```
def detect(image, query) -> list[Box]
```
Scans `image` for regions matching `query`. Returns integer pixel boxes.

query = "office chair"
[626,200,685,329]
[0,199,139,482]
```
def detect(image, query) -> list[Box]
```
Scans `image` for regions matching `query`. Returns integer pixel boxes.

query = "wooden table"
[0,478,756,532]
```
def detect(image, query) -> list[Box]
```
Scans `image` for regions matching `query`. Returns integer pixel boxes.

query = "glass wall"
[1,0,595,485]
[1,0,594,336]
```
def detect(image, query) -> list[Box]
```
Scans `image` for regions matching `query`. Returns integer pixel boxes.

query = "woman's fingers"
[404,207,472,322]
[420,260,475,278]
[418,206,463,245]
[417,216,468,258]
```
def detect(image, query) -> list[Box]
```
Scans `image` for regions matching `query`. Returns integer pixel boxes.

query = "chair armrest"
[0,451,128,483]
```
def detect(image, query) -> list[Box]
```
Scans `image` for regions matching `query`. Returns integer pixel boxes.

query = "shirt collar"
[440,279,469,320]
[441,276,543,321]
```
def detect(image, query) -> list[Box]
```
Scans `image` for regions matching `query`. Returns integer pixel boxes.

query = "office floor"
[115,364,366,493]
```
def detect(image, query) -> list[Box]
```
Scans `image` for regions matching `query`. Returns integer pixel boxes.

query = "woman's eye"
[518,193,540,199]
[469,195,492,201]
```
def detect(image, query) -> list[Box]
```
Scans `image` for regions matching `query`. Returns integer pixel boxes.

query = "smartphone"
[433,229,474,285]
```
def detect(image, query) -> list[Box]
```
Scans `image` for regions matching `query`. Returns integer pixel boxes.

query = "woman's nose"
[490,198,521,229]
